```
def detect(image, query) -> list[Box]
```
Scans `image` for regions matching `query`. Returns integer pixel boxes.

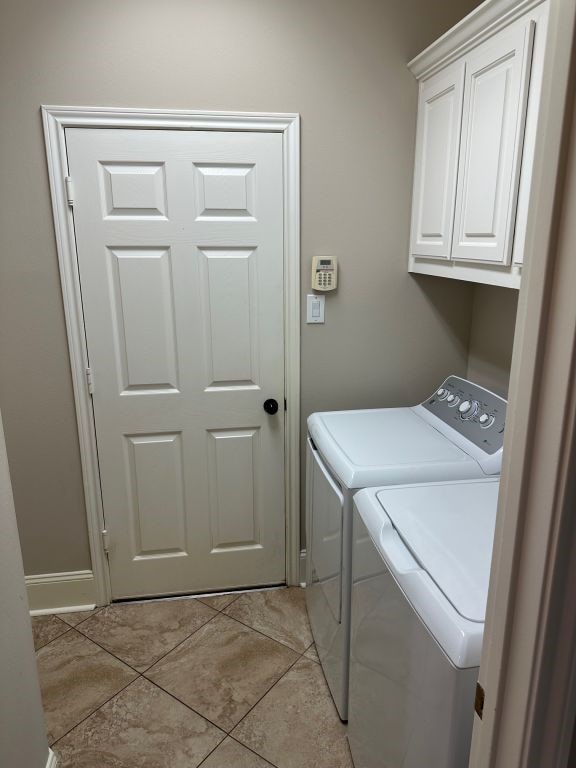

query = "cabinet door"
[452,21,535,264]
[410,61,465,259]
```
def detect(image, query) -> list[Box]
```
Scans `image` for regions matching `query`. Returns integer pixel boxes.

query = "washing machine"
[348,478,499,768]
[305,375,506,720]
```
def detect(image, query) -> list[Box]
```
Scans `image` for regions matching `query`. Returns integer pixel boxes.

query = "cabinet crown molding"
[408,0,546,79]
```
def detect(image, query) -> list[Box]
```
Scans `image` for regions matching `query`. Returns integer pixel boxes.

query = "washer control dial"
[436,388,448,400]
[479,413,495,428]
[446,394,460,407]
[459,399,480,420]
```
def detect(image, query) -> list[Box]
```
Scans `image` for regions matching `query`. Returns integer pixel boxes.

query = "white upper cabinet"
[410,61,465,259]
[407,0,549,288]
[452,22,534,264]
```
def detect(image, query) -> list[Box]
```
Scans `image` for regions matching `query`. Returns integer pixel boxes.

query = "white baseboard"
[299,548,307,586]
[46,748,58,767]
[26,570,97,612]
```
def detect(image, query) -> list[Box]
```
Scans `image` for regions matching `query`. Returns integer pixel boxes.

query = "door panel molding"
[41,106,301,605]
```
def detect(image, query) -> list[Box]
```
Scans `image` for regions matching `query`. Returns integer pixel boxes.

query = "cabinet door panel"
[410,61,465,259]
[452,21,535,264]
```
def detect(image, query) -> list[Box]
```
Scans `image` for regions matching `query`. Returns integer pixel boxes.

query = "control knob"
[479,413,495,428]
[436,388,449,400]
[458,399,480,420]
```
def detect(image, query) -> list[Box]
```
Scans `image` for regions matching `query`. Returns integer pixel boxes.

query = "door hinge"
[101,529,110,553]
[284,397,287,411]
[475,682,485,719]
[65,176,75,206]
[85,367,94,395]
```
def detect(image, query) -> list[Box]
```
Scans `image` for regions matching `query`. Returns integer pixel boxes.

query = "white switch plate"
[306,294,325,324]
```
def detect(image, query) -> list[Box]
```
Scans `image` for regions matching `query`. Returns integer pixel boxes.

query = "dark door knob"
[263,398,279,415]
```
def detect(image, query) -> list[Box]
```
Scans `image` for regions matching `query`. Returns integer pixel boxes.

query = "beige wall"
[0,410,50,768]
[0,0,482,576]
[467,285,519,397]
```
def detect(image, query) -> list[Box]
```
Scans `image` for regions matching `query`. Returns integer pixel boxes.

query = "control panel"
[421,376,507,455]
[311,256,338,292]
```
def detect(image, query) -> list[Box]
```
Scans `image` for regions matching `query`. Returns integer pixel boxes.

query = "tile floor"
[32,587,353,768]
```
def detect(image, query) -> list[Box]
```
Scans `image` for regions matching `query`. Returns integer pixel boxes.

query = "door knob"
[263,398,279,415]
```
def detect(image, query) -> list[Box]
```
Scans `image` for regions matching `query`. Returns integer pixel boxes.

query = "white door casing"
[61,123,295,600]
[452,20,535,265]
[410,60,466,260]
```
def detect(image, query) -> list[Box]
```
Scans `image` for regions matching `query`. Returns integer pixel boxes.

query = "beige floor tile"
[198,592,240,611]
[224,587,312,653]
[303,643,319,663]
[201,737,274,768]
[59,608,101,627]
[53,677,225,768]
[146,613,298,731]
[37,629,137,744]
[75,598,217,671]
[31,614,69,651]
[232,657,352,768]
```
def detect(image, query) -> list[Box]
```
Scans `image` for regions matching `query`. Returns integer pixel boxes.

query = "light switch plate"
[306,294,325,324]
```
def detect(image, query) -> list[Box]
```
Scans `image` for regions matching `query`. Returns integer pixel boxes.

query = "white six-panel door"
[66,128,285,599]
[410,60,465,260]
[452,21,535,264]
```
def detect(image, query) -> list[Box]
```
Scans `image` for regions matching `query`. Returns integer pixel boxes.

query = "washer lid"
[376,480,499,623]
[308,409,478,488]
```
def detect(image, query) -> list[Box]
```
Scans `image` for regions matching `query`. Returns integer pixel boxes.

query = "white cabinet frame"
[41,106,301,605]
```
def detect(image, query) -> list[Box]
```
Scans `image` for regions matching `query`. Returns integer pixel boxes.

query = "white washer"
[348,479,499,768]
[305,376,506,720]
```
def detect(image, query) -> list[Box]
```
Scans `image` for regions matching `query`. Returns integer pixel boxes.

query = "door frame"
[468,0,576,764]
[41,106,301,605]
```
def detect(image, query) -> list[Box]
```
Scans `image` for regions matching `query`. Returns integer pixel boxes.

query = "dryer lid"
[308,408,478,488]
[376,480,499,623]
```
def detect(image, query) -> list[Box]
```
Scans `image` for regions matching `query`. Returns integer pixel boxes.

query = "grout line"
[220,610,312,656]
[73,606,221,675]
[197,592,241,611]
[302,641,320,663]
[193,736,229,768]
[195,732,280,768]
[34,620,72,653]
[138,610,222,673]
[228,734,279,767]
[142,677,229,735]
[50,669,141,748]
[63,606,103,628]
[68,627,151,677]
[226,650,333,765]
[219,654,306,767]
[33,607,105,653]
[227,648,305,736]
